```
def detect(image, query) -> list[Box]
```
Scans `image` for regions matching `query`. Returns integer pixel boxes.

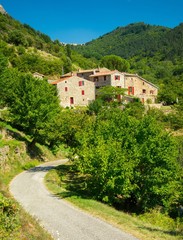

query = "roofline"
[51,76,93,85]
[124,73,159,89]
[89,70,122,77]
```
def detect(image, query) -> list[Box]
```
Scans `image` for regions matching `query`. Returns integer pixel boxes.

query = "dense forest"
[74,22,183,60]
[0,11,183,239]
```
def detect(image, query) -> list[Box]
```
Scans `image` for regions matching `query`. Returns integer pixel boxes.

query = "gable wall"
[56,76,95,107]
[125,75,158,103]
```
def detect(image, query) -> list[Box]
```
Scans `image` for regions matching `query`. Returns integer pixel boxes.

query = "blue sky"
[1,0,183,44]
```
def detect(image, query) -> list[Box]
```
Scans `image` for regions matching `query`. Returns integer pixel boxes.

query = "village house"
[124,73,158,103]
[51,76,95,108]
[53,68,158,107]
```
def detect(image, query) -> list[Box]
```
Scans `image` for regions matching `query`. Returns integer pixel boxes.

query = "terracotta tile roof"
[77,67,110,74]
[89,70,121,77]
[60,68,111,77]
[51,76,71,85]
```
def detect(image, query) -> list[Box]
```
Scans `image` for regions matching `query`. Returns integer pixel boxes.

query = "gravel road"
[9,159,139,240]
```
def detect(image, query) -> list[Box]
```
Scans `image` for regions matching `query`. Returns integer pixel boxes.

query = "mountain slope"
[74,22,183,60]
[0,12,96,77]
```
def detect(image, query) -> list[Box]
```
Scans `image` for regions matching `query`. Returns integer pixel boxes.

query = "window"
[104,76,107,81]
[65,87,68,92]
[143,82,145,85]
[142,89,146,94]
[82,90,85,95]
[65,81,67,83]
[150,90,154,94]
[70,97,74,104]
[128,86,134,95]
[115,75,120,80]
[79,81,84,86]
[94,77,98,82]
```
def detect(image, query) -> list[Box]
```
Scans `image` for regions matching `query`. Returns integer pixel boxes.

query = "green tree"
[132,116,181,213]
[8,30,28,46]
[100,55,130,72]
[66,44,72,59]
[0,53,8,75]
[0,69,61,146]
[72,107,182,213]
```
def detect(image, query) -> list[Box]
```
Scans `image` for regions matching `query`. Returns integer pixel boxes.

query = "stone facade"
[89,70,125,89]
[51,76,95,108]
[124,73,158,103]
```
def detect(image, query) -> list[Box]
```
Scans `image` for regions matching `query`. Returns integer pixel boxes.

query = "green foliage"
[0,193,20,238]
[8,30,28,46]
[139,208,175,229]
[71,107,182,214]
[0,52,8,74]
[124,100,145,119]
[0,13,97,76]
[0,69,61,146]
[22,160,40,170]
[132,116,181,212]
[100,55,130,72]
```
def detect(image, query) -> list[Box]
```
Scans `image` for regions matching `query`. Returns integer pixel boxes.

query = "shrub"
[0,192,20,238]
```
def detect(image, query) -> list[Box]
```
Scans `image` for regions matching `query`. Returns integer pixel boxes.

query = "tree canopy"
[100,55,130,72]
[0,69,61,146]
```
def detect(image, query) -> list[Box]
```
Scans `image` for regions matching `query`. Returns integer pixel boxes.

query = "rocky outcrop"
[0,5,7,15]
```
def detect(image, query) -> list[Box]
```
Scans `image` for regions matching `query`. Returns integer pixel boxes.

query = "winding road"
[10,159,139,240]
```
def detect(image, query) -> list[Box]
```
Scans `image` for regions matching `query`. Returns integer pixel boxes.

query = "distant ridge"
[0,4,7,14]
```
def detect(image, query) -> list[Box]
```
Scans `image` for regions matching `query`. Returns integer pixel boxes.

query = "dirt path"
[9,159,139,240]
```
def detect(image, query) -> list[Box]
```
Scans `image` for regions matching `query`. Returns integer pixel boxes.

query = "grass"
[45,163,183,240]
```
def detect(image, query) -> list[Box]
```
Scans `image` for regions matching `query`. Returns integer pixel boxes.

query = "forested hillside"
[0,12,96,77]
[75,22,183,60]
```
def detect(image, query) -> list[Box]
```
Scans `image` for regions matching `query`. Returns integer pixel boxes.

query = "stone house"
[51,76,95,108]
[124,73,158,103]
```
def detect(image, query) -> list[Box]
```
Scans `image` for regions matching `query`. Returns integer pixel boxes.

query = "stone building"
[51,76,95,108]
[124,73,158,103]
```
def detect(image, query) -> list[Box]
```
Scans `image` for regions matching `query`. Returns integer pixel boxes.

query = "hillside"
[0,12,96,77]
[74,22,183,60]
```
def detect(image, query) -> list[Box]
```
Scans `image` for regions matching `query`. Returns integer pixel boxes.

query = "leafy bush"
[139,208,176,229]
[0,193,20,238]
[22,160,40,170]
